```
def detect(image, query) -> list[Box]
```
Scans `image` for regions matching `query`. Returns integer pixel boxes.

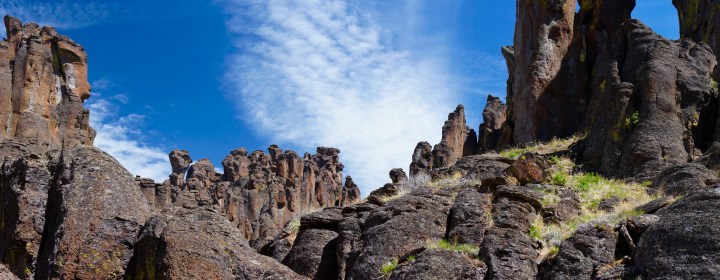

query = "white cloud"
[221,0,462,194]
[86,84,170,183]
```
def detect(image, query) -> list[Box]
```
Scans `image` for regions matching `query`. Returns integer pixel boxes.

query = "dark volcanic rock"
[650,163,719,196]
[346,189,454,280]
[510,0,577,144]
[635,187,720,279]
[409,142,433,176]
[538,225,618,280]
[282,229,338,280]
[35,146,152,279]
[389,168,408,184]
[389,249,486,280]
[479,185,543,280]
[126,208,304,280]
[446,189,492,245]
[581,20,718,180]
[478,95,509,152]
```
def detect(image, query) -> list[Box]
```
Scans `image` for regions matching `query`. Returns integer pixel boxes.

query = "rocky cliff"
[3,0,720,279]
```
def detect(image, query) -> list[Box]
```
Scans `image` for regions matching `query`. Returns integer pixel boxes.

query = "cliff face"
[0,17,94,149]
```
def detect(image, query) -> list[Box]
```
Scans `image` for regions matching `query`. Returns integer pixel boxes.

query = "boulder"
[538,225,618,280]
[635,187,720,279]
[447,190,492,245]
[126,208,304,280]
[478,95,509,152]
[282,229,338,280]
[650,163,718,196]
[505,153,551,185]
[389,249,486,280]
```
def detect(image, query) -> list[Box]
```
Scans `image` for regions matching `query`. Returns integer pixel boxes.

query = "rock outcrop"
[142,145,361,251]
[0,16,94,149]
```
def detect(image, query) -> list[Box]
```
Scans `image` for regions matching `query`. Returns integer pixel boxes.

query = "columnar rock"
[409,142,432,176]
[581,20,717,180]
[153,146,361,250]
[431,105,477,168]
[0,16,94,149]
[478,95,509,152]
[510,0,576,143]
[674,0,720,79]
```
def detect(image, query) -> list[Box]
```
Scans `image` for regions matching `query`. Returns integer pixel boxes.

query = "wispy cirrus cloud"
[87,79,170,182]
[221,0,467,194]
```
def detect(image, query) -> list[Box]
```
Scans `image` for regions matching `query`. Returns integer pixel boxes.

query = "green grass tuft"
[576,173,602,192]
[427,239,480,255]
[381,258,399,276]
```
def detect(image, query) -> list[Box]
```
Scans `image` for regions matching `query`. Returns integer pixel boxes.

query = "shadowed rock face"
[510,0,577,144]
[0,16,94,150]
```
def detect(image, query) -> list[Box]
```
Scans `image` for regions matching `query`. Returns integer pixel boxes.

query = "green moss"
[711,79,719,92]
[407,255,416,262]
[381,258,399,276]
[599,80,606,93]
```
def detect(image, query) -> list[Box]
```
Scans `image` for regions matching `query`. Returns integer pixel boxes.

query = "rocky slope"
[2,0,720,279]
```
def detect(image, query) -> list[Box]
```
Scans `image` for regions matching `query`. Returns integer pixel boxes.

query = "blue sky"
[0,0,679,195]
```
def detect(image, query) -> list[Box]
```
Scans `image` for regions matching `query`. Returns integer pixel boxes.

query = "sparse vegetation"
[500,135,582,159]
[381,258,399,277]
[712,78,719,92]
[407,255,416,262]
[427,239,480,255]
[623,111,640,129]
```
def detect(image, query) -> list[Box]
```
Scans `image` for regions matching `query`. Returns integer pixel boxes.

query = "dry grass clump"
[530,158,658,260]
[500,135,583,159]
[426,239,480,255]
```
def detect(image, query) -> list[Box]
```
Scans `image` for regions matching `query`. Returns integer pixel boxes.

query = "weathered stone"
[389,168,408,184]
[650,163,719,196]
[478,95,509,152]
[389,249,486,280]
[35,146,151,279]
[505,153,551,185]
[282,229,338,280]
[126,208,304,280]
[510,0,577,144]
[346,189,454,280]
[0,264,19,280]
[635,187,720,279]
[0,16,95,149]
[409,142,433,176]
[447,190,492,245]
[542,189,580,223]
[431,105,477,168]
[635,196,675,214]
[538,225,618,280]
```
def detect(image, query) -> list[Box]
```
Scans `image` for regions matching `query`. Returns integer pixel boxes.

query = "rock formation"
[142,145,361,251]
[5,0,720,278]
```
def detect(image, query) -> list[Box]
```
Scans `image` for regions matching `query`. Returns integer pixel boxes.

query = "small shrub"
[407,255,416,262]
[551,171,568,186]
[547,246,560,257]
[712,79,719,92]
[381,258,399,276]
[529,223,542,241]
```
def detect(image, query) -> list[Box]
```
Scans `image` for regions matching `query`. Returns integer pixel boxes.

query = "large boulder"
[346,189,454,280]
[389,249,486,280]
[126,208,304,280]
[538,225,618,279]
[34,146,152,279]
[649,163,719,196]
[635,187,720,279]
